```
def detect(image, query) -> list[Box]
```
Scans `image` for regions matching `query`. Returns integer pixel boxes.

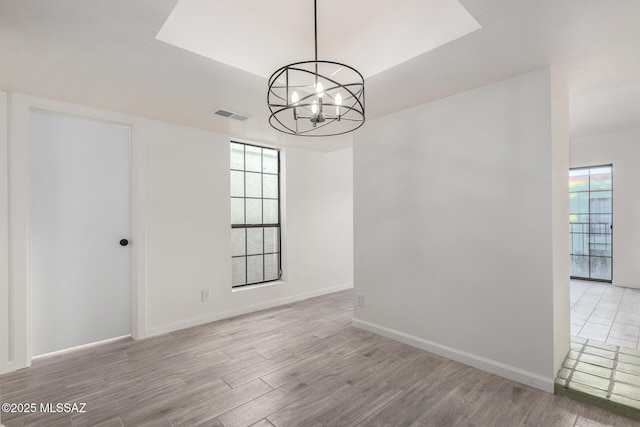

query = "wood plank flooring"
[1,290,638,426]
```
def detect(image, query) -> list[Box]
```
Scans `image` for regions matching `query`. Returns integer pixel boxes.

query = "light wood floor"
[1,290,638,427]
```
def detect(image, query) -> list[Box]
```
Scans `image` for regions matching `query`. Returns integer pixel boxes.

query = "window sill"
[231,280,284,293]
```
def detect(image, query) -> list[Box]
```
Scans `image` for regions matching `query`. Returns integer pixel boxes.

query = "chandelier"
[267,0,365,137]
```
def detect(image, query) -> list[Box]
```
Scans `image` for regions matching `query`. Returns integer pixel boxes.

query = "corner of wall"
[5,92,34,372]
[550,68,571,373]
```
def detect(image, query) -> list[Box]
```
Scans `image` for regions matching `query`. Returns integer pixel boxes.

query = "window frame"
[230,141,282,288]
[569,164,613,283]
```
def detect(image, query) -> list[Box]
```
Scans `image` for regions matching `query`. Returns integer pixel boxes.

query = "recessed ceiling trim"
[156,0,481,79]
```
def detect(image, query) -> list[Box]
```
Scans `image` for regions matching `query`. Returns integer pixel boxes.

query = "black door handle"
[119,239,129,246]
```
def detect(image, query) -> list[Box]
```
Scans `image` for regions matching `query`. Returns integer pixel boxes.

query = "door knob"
[119,239,129,246]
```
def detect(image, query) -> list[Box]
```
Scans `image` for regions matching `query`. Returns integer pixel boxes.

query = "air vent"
[213,109,233,118]
[212,108,250,121]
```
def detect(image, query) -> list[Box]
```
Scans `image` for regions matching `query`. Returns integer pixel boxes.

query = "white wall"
[0,92,354,373]
[571,127,640,289]
[286,147,354,294]
[141,124,354,336]
[352,68,569,392]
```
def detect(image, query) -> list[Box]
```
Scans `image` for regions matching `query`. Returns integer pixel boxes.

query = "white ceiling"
[156,0,481,79]
[0,0,639,151]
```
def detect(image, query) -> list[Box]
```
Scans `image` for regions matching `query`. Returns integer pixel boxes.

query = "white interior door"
[30,112,131,356]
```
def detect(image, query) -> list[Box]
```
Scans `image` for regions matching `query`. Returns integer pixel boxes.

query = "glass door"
[569,165,613,281]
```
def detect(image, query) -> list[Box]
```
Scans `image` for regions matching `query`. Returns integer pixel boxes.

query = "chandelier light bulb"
[291,91,299,105]
[316,81,324,98]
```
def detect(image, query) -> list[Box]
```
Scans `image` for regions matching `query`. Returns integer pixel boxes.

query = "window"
[569,165,612,281]
[230,142,281,287]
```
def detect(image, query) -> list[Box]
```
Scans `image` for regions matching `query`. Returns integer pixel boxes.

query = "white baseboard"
[32,335,132,359]
[144,283,354,338]
[613,281,640,290]
[3,359,29,375]
[351,318,554,393]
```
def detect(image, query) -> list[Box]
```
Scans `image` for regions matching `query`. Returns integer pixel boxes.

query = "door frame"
[3,93,146,373]
[569,164,613,283]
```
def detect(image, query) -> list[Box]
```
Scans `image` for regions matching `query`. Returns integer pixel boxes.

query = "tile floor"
[556,336,640,419]
[571,279,640,349]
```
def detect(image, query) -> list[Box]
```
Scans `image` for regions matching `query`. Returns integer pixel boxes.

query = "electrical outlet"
[356,293,364,307]
[201,289,211,302]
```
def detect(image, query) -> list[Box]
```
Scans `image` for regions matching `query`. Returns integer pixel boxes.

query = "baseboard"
[352,318,554,393]
[145,283,354,338]
[271,282,354,307]
[3,359,29,375]
[613,282,640,290]
[32,335,132,359]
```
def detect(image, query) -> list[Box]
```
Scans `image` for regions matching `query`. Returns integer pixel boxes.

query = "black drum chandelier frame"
[267,0,365,137]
